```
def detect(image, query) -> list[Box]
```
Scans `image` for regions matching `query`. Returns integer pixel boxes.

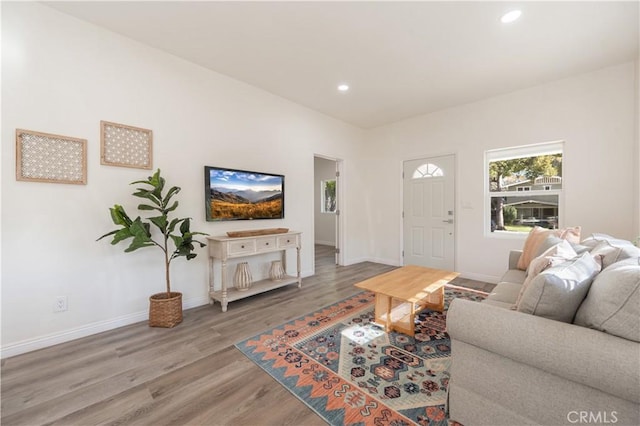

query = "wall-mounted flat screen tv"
[205,166,284,221]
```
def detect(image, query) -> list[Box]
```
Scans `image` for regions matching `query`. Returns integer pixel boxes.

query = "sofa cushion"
[574,257,640,342]
[557,226,582,244]
[531,235,563,259]
[517,226,581,270]
[486,282,522,304]
[514,240,577,309]
[589,240,640,269]
[499,269,526,285]
[517,252,600,322]
[481,299,515,309]
[582,233,634,247]
[448,299,640,405]
[570,242,591,255]
[526,236,588,275]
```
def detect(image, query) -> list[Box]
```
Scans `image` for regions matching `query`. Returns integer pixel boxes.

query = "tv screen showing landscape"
[205,166,284,221]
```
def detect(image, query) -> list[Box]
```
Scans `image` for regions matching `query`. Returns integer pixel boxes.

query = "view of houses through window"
[487,142,563,234]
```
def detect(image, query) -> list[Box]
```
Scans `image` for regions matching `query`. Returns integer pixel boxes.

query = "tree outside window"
[321,179,336,213]
[487,142,563,234]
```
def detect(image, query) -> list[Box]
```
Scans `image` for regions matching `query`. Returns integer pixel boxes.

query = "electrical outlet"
[54,296,68,312]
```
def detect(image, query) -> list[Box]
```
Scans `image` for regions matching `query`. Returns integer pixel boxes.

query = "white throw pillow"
[517,252,601,323]
[589,240,640,269]
[513,240,577,310]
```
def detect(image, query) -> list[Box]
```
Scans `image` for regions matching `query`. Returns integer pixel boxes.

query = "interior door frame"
[400,151,458,269]
[313,154,345,267]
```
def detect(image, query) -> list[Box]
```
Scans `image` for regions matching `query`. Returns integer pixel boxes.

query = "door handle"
[442,219,454,224]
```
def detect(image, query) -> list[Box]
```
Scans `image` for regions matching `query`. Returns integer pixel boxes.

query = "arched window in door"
[412,163,443,179]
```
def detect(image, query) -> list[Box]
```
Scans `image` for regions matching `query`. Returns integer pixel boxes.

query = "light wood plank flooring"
[1,247,493,425]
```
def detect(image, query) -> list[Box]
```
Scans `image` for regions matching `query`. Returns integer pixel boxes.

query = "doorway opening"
[313,155,343,270]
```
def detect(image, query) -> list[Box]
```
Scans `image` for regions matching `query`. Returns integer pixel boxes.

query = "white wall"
[361,62,639,282]
[313,157,336,246]
[1,3,366,357]
[2,3,639,358]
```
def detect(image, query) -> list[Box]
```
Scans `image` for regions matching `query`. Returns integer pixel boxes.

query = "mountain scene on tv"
[209,169,283,220]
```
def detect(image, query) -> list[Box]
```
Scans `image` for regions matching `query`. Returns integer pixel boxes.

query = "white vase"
[269,260,285,281]
[234,262,253,291]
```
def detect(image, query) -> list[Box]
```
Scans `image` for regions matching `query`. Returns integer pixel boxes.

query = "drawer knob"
[287,239,290,243]
[241,245,245,249]
[266,242,269,245]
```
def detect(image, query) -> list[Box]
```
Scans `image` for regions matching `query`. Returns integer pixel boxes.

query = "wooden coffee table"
[354,265,459,336]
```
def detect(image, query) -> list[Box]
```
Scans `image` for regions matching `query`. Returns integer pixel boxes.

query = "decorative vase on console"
[269,260,285,281]
[234,262,253,291]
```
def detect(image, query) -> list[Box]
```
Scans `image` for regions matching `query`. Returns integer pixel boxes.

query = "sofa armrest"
[508,250,522,270]
[447,299,640,404]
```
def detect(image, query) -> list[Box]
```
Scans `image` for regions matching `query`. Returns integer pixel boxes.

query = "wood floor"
[1,246,493,426]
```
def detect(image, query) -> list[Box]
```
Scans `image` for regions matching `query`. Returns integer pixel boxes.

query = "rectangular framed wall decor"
[16,129,87,185]
[100,120,153,169]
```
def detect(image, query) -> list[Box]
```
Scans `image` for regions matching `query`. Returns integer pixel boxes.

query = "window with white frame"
[321,179,336,213]
[486,141,563,234]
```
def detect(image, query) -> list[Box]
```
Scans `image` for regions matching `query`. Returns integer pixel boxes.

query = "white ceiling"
[46,1,639,129]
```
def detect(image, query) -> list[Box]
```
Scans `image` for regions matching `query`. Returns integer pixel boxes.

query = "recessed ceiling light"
[501,10,522,24]
[337,84,349,92]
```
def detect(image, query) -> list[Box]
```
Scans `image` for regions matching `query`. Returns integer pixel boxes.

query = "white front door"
[402,155,455,270]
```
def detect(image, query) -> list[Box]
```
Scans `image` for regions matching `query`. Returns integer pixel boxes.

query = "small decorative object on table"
[234,262,253,291]
[226,228,289,238]
[269,260,285,281]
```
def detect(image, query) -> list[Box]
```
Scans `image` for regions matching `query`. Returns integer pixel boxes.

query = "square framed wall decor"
[16,129,87,185]
[100,120,153,169]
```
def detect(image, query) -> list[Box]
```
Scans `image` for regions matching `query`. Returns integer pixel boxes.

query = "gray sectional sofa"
[447,233,640,426]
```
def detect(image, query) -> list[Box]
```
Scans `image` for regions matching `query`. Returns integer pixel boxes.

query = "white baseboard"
[343,257,399,267]
[0,295,210,359]
[342,256,368,266]
[367,257,400,266]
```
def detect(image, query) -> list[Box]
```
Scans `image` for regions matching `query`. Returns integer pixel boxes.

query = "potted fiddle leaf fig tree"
[97,169,208,328]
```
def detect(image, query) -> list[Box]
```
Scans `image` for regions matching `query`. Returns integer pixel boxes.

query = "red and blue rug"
[235,284,487,425]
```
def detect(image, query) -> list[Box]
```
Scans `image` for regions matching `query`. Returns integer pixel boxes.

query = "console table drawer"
[227,240,256,255]
[256,237,277,251]
[277,235,298,248]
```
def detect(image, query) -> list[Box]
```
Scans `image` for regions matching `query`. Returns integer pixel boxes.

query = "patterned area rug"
[235,284,487,426]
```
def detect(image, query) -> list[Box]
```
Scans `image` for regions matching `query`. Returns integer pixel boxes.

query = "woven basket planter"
[149,292,183,328]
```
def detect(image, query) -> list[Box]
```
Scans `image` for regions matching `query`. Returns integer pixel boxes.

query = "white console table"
[207,231,301,312]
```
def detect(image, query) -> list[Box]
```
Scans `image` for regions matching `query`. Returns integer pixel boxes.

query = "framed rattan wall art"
[100,120,153,169]
[16,129,87,185]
